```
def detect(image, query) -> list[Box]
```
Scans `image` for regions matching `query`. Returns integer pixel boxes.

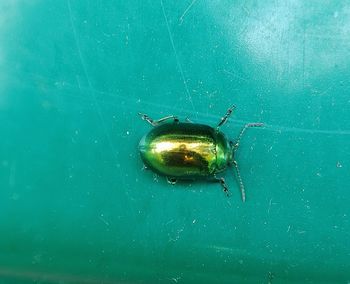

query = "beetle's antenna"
[233,123,264,150]
[230,122,263,202]
[216,105,236,130]
[232,160,245,202]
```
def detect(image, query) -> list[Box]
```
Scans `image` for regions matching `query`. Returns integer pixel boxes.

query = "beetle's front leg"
[138,112,179,126]
[213,176,231,197]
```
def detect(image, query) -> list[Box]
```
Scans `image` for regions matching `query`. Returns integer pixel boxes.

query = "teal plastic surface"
[1,1,349,283]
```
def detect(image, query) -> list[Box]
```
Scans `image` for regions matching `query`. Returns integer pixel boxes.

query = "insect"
[138,105,263,201]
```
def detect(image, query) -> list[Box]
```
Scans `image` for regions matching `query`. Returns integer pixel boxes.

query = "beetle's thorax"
[214,130,232,172]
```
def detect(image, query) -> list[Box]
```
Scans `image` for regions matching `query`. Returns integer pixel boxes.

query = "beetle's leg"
[155,115,179,125]
[138,113,155,126]
[216,105,236,129]
[232,160,246,202]
[233,122,264,149]
[167,177,177,185]
[213,176,231,197]
[138,113,179,126]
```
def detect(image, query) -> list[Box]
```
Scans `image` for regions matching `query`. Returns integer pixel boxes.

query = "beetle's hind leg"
[138,113,179,126]
[213,176,231,197]
[216,105,236,129]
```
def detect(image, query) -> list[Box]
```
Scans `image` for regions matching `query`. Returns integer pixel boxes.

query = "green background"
[1,0,349,283]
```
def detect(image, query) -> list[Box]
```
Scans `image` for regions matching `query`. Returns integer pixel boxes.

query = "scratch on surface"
[67,0,118,160]
[9,161,16,187]
[165,219,174,225]
[267,198,273,215]
[179,0,199,24]
[160,0,196,116]
[313,84,333,96]
[75,75,82,90]
[0,267,118,284]
[263,124,350,135]
[209,245,246,254]
[302,26,306,88]
[39,67,350,137]
[222,69,248,81]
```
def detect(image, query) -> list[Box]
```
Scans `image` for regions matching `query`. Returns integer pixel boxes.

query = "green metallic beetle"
[138,105,263,201]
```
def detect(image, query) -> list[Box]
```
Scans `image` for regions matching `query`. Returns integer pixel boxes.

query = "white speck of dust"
[99,214,110,226]
[336,161,342,168]
[170,276,181,283]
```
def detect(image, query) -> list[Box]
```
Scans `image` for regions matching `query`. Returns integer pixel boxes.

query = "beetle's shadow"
[142,167,229,194]
[165,176,226,193]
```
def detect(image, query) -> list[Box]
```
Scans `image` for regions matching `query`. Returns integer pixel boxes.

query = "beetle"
[138,105,263,201]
